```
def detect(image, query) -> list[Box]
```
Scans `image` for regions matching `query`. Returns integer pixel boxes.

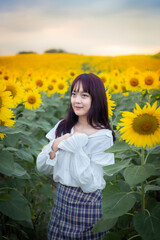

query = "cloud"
[0,0,160,56]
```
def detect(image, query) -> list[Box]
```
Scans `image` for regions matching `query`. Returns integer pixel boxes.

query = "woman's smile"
[71,83,92,117]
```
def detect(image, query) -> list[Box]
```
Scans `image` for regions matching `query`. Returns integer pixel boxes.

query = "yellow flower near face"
[23,90,42,110]
[55,80,68,95]
[106,90,116,118]
[108,81,119,94]
[98,72,110,88]
[118,102,160,148]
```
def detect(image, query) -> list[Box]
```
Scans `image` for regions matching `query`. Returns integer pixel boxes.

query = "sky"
[0,0,160,56]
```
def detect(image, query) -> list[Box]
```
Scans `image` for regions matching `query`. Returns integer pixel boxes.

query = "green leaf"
[15,149,34,163]
[0,193,12,202]
[103,159,131,175]
[0,151,14,176]
[123,164,156,186]
[12,163,27,177]
[102,186,137,219]
[40,184,53,198]
[93,217,117,232]
[0,126,22,134]
[3,133,19,147]
[145,185,160,192]
[103,232,121,240]
[3,147,18,152]
[0,189,32,222]
[134,211,160,240]
[105,141,131,153]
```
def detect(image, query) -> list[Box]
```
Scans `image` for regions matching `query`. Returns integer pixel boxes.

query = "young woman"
[37,73,115,240]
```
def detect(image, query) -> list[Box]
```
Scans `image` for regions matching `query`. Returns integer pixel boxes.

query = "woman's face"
[71,82,92,118]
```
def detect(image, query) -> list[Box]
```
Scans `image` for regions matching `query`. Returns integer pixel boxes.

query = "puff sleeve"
[36,121,61,175]
[58,131,114,192]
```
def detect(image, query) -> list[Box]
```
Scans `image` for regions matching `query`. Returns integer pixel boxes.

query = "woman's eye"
[82,93,88,97]
[71,92,76,96]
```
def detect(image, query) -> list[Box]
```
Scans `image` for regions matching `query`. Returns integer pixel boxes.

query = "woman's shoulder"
[85,129,113,153]
[88,128,113,138]
[45,119,63,140]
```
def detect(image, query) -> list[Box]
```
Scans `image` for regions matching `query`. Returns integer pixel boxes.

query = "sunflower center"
[52,79,57,83]
[133,113,158,135]
[25,87,32,92]
[58,84,64,90]
[6,85,17,98]
[130,78,139,87]
[114,84,118,89]
[4,75,9,80]
[121,86,127,92]
[36,80,43,87]
[101,77,106,83]
[70,72,75,77]
[28,96,36,104]
[48,85,53,90]
[0,120,5,126]
[145,76,154,85]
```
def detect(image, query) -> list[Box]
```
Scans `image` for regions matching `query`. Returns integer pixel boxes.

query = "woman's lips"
[74,106,83,110]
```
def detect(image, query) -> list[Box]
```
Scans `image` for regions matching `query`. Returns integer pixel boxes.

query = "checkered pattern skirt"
[48,183,107,240]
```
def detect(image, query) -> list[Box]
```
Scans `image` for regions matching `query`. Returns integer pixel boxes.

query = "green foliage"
[0,76,160,239]
[94,137,160,239]
[0,92,69,239]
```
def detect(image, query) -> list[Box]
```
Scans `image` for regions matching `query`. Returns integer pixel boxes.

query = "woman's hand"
[51,133,72,152]
[49,152,56,160]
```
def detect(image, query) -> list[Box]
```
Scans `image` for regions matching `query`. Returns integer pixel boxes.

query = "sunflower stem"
[141,148,145,213]
[110,116,113,129]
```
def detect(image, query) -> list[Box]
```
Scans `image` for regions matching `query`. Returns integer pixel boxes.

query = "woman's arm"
[51,133,72,152]
[48,133,72,159]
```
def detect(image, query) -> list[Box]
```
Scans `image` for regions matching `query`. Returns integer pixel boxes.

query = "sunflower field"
[0,53,160,240]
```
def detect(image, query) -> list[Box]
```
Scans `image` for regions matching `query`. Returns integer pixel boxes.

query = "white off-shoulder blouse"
[36,121,114,193]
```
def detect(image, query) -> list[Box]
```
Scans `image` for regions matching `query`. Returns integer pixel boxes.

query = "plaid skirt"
[48,183,107,240]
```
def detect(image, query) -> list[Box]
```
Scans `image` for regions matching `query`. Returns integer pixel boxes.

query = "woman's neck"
[77,116,89,128]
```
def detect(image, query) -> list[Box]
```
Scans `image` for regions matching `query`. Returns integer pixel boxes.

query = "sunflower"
[156,69,160,89]
[22,81,35,93]
[142,71,159,90]
[125,73,142,92]
[126,67,141,76]
[108,81,119,94]
[33,75,47,92]
[98,72,110,88]
[3,78,24,106]
[2,71,10,81]
[68,70,76,78]
[118,102,160,148]
[0,84,14,109]
[106,90,116,118]
[0,107,16,139]
[0,107,15,125]
[23,90,42,110]
[111,69,120,77]
[55,80,68,95]
[46,81,57,95]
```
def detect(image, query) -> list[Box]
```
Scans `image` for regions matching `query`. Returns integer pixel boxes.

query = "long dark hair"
[56,73,116,141]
